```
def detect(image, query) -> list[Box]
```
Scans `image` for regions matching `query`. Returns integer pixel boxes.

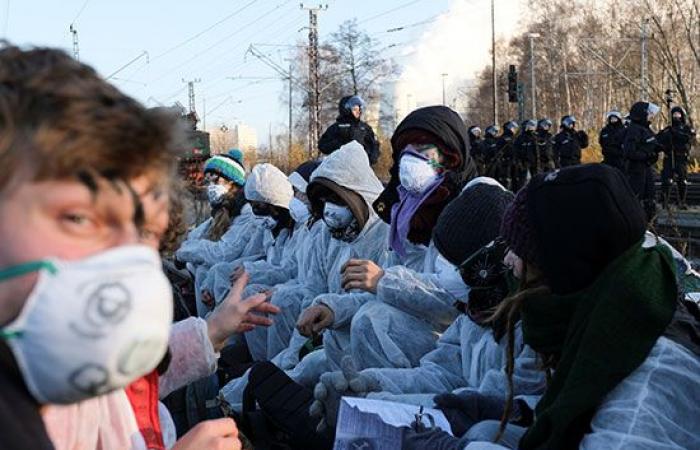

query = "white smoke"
[395,0,522,117]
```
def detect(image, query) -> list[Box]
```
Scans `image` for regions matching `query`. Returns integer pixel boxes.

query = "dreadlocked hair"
[207,189,247,241]
[486,264,551,444]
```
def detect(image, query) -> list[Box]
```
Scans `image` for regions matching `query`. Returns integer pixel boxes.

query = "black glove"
[402,426,463,450]
[433,391,506,437]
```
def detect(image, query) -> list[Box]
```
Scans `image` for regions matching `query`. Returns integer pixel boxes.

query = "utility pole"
[301,3,328,158]
[491,0,498,125]
[640,18,649,101]
[528,33,540,118]
[69,24,79,60]
[441,73,448,105]
[183,78,201,126]
[202,97,207,131]
[288,60,293,157]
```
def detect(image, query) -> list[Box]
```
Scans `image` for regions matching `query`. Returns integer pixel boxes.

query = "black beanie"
[433,180,515,266]
[293,160,321,182]
[501,164,647,295]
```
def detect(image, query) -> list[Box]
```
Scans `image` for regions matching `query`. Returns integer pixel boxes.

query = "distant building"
[232,123,258,152]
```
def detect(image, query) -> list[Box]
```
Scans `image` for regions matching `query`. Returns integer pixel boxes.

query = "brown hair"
[487,264,551,443]
[0,43,185,192]
[159,179,189,256]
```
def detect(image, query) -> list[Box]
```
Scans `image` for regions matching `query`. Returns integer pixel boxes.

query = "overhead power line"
[150,0,258,62]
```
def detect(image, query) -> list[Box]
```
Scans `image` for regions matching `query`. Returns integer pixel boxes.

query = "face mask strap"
[0,261,57,281]
[0,329,24,339]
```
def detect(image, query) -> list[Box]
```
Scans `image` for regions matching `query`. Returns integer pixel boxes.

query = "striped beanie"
[204,149,246,186]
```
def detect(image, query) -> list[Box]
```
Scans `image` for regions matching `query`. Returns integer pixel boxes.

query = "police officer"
[599,111,626,172]
[468,125,485,174]
[482,125,500,179]
[513,119,538,191]
[623,101,662,221]
[318,95,380,165]
[493,121,519,189]
[536,118,554,172]
[657,106,696,209]
[553,115,589,167]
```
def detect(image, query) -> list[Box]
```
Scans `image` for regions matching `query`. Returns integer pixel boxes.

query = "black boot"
[678,183,689,210]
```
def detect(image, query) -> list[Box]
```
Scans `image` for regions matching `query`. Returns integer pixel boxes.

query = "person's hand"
[401,426,462,450]
[296,304,334,337]
[229,265,244,283]
[201,290,215,310]
[172,418,241,450]
[341,259,384,293]
[207,272,281,352]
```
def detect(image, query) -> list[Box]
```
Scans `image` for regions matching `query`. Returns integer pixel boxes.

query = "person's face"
[205,173,236,192]
[411,144,445,167]
[673,112,683,121]
[351,105,361,119]
[609,116,619,124]
[250,200,276,217]
[504,250,524,280]
[0,172,168,326]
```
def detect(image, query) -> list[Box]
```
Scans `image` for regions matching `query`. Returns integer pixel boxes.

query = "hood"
[307,141,383,229]
[671,106,687,125]
[629,102,651,126]
[374,105,478,222]
[244,163,294,210]
[337,95,357,122]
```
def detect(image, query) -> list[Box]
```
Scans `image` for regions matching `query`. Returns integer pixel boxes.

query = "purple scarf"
[390,148,444,257]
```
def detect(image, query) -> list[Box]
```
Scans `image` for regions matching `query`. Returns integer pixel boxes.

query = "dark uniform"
[599,112,627,172]
[468,125,485,174]
[513,120,538,191]
[553,115,589,168]
[318,95,380,165]
[482,125,500,180]
[623,101,661,221]
[493,122,519,190]
[536,119,554,172]
[657,106,696,209]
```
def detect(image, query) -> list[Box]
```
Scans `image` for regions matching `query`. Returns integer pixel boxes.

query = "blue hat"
[204,150,246,186]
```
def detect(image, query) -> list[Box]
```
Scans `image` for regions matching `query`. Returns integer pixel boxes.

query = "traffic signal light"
[508,65,518,103]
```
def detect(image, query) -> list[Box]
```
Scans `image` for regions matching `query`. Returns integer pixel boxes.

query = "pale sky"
[1,0,523,145]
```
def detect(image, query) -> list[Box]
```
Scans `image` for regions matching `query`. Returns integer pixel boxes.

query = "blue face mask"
[323,202,354,230]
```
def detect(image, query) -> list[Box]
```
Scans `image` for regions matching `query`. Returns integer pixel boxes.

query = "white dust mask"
[289,197,311,224]
[399,153,439,194]
[207,184,228,206]
[323,202,354,230]
[0,245,173,404]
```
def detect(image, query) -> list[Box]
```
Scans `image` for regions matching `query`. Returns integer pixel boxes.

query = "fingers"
[241,313,274,327]
[200,417,239,437]
[237,323,256,333]
[341,258,368,272]
[253,301,281,315]
[342,280,367,291]
[297,309,320,337]
[228,271,250,301]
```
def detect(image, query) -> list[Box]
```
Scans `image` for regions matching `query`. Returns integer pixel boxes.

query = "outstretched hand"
[207,272,280,352]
